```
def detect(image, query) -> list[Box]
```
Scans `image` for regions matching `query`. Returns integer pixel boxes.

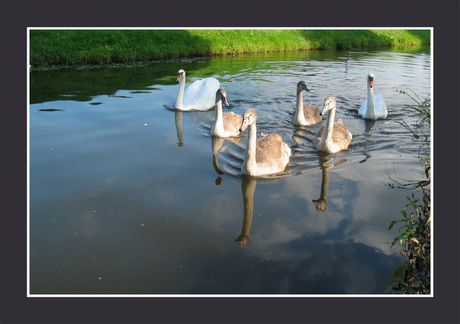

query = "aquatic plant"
[395,88,431,141]
[387,90,431,294]
[387,180,431,294]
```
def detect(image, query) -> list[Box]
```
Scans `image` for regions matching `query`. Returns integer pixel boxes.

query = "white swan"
[174,69,220,111]
[314,97,353,154]
[210,89,243,137]
[239,109,291,176]
[358,73,388,119]
[293,81,322,126]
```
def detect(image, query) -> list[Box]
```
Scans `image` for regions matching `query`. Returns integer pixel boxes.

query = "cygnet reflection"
[235,174,257,247]
[313,154,347,213]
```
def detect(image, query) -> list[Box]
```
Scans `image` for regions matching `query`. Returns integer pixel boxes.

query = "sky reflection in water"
[29,49,431,295]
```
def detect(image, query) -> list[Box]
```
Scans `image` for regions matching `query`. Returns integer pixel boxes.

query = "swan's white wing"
[358,94,388,119]
[358,99,368,117]
[182,77,220,110]
[373,93,388,118]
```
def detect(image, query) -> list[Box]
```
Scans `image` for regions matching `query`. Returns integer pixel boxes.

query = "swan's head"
[216,88,229,107]
[235,234,250,247]
[176,69,186,83]
[313,198,328,213]
[320,96,336,116]
[239,109,257,132]
[297,81,310,92]
[367,73,375,88]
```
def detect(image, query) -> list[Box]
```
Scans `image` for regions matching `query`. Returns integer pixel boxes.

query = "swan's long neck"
[294,89,304,121]
[322,107,336,148]
[242,123,258,175]
[366,85,375,117]
[175,76,186,109]
[214,97,224,133]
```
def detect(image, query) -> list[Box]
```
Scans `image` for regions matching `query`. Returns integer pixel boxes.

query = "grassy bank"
[29,29,430,68]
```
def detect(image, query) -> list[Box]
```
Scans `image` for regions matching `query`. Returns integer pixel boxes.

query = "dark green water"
[29,49,431,295]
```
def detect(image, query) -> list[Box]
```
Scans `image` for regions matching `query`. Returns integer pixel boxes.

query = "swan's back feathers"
[182,77,220,110]
[223,112,243,134]
[256,134,291,171]
[304,104,322,121]
[333,119,353,145]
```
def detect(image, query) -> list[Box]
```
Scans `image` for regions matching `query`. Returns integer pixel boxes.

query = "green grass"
[29,29,431,68]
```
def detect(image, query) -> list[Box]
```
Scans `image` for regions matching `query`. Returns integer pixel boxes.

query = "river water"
[29,48,431,295]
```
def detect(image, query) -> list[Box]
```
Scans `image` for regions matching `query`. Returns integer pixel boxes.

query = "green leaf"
[386,261,409,292]
[388,220,398,230]
[401,229,416,237]
[391,235,405,248]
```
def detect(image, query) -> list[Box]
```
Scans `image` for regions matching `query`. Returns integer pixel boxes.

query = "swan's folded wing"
[358,99,368,116]
[374,93,388,118]
[256,134,290,166]
[304,104,320,117]
[333,119,353,144]
[303,104,322,124]
[223,112,243,135]
[183,78,220,109]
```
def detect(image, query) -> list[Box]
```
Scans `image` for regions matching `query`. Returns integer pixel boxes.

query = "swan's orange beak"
[176,74,182,83]
[369,79,374,88]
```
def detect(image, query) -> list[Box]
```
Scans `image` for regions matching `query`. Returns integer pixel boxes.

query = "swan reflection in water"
[235,174,257,247]
[174,109,218,147]
[175,111,184,147]
[313,154,347,213]
[211,135,244,176]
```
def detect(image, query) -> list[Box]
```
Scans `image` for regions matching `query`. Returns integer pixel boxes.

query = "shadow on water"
[30,61,210,104]
[30,30,216,104]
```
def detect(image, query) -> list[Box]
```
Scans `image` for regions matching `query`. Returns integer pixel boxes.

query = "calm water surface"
[29,49,431,294]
